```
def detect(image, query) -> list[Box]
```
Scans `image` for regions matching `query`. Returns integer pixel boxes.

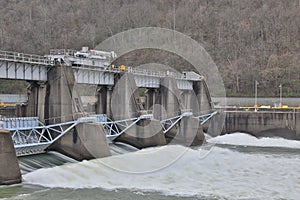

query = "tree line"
[0,0,299,97]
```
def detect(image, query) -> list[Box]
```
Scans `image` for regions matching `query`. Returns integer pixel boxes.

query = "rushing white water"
[18,151,78,174]
[207,132,300,149]
[24,138,300,200]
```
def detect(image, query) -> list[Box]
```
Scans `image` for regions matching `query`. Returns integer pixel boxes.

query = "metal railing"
[72,65,190,81]
[100,114,153,141]
[6,116,95,156]
[49,49,194,80]
[50,49,77,56]
[0,49,202,81]
[1,110,217,156]
[0,50,53,66]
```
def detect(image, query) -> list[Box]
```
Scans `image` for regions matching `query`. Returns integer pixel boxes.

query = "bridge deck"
[0,49,202,90]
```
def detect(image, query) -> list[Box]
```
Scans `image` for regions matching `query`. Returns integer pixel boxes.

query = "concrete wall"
[111,73,166,148]
[45,65,111,161]
[115,118,167,149]
[193,80,212,115]
[165,117,205,146]
[145,88,157,110]
[111,73,142,120]
[224,111,300,140]
[45,64,84,124]
[0,129,21,185]
[95,86,107,115]
[153,77,206,146]
[49,123,111,161]
[154,77,183,120]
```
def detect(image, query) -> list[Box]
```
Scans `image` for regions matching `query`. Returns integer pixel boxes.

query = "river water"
[1,133,300,200]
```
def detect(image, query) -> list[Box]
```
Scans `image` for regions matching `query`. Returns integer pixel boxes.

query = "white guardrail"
[0,50,53,65]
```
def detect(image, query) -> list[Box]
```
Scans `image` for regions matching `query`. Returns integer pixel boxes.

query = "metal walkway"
[99,114,153,140]
[0,116,96,156]
[160,111,217,134]
[0,111,217,156]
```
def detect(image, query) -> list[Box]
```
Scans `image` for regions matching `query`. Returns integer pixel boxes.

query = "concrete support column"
[37,83,46,122]
[296,113,300,139]
[26,83,37,117]
[106,86,113,118]
[26,82,46,120]
[145,88,155,110]
[111,73,141,120]
[0,129,21,185]
[180,90,200,114]
[45,64,83,124]
[95,86,107,114]
[154,77,182,120]
[15,104,27,117]
[193,80,212,114]
[180,90,188,109]
[186,91,193,110]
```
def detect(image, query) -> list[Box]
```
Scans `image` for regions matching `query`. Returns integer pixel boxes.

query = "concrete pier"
[26,82,46,122]
[95,86,107,115]
[154,77,205,146]
[0,129,21,185]
[193,81,212,114]
[115,119,167,149]
[166,117,205,146]
[145,88,157,110]
[111,73,142,120]
[44,64,112,160]
[45,64,84,123]
[111,73,166,148]
[154,77,183,120]
[49,123,111,161]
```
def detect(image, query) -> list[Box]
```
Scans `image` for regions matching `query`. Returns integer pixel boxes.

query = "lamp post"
[279,84,282,108]
[254,80,259,111]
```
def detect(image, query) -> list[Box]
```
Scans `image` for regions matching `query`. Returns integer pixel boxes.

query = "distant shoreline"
[212,97,300,107]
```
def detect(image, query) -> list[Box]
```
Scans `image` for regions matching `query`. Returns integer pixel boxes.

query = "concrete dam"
[1,47,300,185]
[0,48,215,184]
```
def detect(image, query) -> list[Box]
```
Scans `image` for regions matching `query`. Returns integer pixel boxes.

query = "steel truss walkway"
[0,111,217,156]
[160,111,218,134]
[160,112,193,134]
[99,114,153,140]
[0,116,96,156]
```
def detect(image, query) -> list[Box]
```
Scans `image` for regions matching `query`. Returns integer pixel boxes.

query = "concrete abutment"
[0,129,21,185]
[223,111,300,140]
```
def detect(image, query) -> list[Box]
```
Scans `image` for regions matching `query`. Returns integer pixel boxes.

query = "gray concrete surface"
[0,129,21,185]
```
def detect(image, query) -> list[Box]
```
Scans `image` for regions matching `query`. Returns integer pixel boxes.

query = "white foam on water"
[23,145,300,200]
[207,132,300,149]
